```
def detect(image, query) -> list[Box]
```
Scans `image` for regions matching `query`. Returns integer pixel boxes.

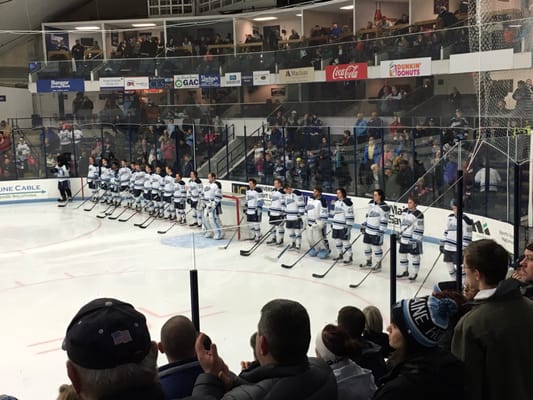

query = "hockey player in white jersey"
[245,178,264,241]
[142,164,153,213]
[109,160,120,205]
[203,172,223,240]
[397,196,425,280]
[330,187,354,263]
[304,186,330,259]
[132,162,146,210]
[118,159,132,206]
[162,166,175,219]
[266,178,286,246]
[172,173,187,223]
[151,166,164,217]
[99,158,112,204]
[283,183,305,250]
[187,170,203,227]
[87,156,99,202]
[52,154,72,203]
[440,199,473,278]
[361,189,390,270]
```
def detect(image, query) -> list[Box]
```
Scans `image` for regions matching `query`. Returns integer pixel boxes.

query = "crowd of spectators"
[4,238,531,400]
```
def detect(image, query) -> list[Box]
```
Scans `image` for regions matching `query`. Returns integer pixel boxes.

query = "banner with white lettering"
[36,79,85,93]
[325,63,368,81]
[380,57,432,78]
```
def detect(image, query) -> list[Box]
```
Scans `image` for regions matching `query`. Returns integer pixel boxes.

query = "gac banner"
[124,77,149,90]
[279,67,315,84]
[380,57,432,78]
[174,74,200,89]
[36,79,85,93]
[325,63,368,81]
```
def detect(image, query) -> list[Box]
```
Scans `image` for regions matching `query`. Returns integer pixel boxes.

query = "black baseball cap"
[63,298,151,369]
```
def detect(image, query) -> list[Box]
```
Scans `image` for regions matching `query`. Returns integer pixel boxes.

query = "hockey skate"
[266,237,277,245]
[343,255,353,264]
[396,271,409,278]
[317,249,330,259]
[360,258,373,269]
[308,248,318,257]
[276,239,285,246]
[408,273,418,281]
[371,261,382,272]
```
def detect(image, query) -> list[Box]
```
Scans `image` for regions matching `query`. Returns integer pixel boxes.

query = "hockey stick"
[70,181,88,201]
[414,252,443,297]
[119,211,138,222]
[96,204,115,218]
[219,214,246,249]
[108,206,129,220]
[137,202,170,229]
[240,225,277,256]
[349,247,392,288]
[158,222,177,234]
[281,229,330,269]
[83,199,99,212]
[312,232,362,279]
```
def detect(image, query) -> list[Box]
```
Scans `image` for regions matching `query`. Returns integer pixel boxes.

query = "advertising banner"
[99,77,124,90]
[253,71,271,85]
[123,76,149,90]
[36,79,85,93]
[199,74,221,88]
[380,57,432,78]
[278,67,315,84]
[325,63,368,81]
[174,74,200,89]
[223,72,242,87]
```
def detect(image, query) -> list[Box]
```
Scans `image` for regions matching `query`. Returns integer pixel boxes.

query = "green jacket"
[452,278,533,400]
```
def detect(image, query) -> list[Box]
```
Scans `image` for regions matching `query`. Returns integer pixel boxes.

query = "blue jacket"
[158,358,203,399]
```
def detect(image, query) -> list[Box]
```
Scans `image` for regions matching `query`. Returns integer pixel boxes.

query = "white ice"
[0,201,449,398]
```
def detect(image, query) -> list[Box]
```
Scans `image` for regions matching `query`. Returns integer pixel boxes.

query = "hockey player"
[99,158,112,204]
[397,196,425,280]
[440,199,473,278]
[361,189,390,271]
[266,178,286,246]
[330,187,354,264]
[118,159,132,206]
[162,166,175,219]
[173,173,187,223]
[87,156,99,202]
[52,154,72,203]
[132,162,146,210]
[203,172,223,240]
[304,186,330,259]
[283,183,305,250]
[109,160,120,205]
[245,178,264,241]
[187,170,203,227]
[151,166,164,217]
[142,164,153,213]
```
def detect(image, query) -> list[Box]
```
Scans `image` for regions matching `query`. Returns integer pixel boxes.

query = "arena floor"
[0,201,446,398]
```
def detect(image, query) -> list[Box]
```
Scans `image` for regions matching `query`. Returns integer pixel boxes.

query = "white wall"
[434,74,476,95]
[0,87,34,119]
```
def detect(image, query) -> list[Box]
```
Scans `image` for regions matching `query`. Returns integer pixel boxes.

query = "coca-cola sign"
[325,63,368,81]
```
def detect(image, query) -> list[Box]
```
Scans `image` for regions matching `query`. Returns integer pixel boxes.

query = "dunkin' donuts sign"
[325,63,368,81]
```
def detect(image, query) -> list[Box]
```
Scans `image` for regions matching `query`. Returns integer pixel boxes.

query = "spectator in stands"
[187,299,337,399]
[362,305,392,357]
[354,113,368,143]
[373,295,463,400]
[158,315,203,399]
[474,163,501,193]
[367,112,384,139]
[40,126,60,155]
[437,6,458,28]
[452,239,533,400]
[340,130,354,146]
[449,87,462,111]
[397,159,414,196]
[337,306,387,380]
[0,131,10,156]
[57,384,80,400]
[289,29,300,40]
[449,109,469,139]
[512,80,532,113]
[330,23,343,40]
[315,324,377,400]
[16,137,30,177]
[286,110,299,150]
[360,136,381,187]
[263,152,274,184]
[512,242,533,300]
[388,114,402,140]
[63,298,164,399]
[395,13,409,25]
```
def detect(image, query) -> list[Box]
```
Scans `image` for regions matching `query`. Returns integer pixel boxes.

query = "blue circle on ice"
[161,233,228,248]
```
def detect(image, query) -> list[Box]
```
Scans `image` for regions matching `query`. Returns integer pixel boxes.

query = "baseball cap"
[63,298,151,369]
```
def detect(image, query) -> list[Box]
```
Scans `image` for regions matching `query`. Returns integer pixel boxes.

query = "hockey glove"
[360,225,366,234]
[439,244,445,254]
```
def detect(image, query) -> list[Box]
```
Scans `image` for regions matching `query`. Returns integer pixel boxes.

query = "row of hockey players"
[86,156,225,239]
[245,178,472,280]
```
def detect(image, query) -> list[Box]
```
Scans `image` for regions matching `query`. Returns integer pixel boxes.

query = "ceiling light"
[252,16,278,21]
[75,26,100,31]
[296,13,302,17]
[508,24,522,28]
[340,5,354,10]
[132,23,157,27]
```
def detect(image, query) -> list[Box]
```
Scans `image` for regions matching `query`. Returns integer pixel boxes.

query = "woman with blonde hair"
[362,305,392,356]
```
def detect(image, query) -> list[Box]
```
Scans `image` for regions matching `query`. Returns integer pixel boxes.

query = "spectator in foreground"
[362,305,392,357]
[63,298,164,400]
[452,239,533,400]
[57,384,80,400]
[185,299,337,399]
[315,324,376,400]
[158,315,203,399]
[374,295,463,400]
[512,242,533,299]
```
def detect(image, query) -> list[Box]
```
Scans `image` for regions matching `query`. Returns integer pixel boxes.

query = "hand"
[360,226,365,234]
[512,269,527,282]
[195,333,229,378]
[439,244,444,254]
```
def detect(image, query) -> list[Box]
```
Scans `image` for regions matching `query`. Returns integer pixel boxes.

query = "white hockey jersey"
[305,196,328,226]
[203,181,223,207]
[173,179,187,203]
[118,167,132,188]
[283,190,305,221]
[363,201,390,237]
[443,213,473,252]
[188,179,203,203]
[270,188,285,217]
[151,174,164,195]
[246,187,264,216]
[56,164,70,182]
[143,173,152,195]
[330,198,354,230]
[133,170,146,191]
[399,208,424,245]
[100,165,111,185]
[162,175,175,198]
[87,164,99,183]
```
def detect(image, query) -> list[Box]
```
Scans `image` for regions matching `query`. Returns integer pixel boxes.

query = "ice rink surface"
[0,201,448,398]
